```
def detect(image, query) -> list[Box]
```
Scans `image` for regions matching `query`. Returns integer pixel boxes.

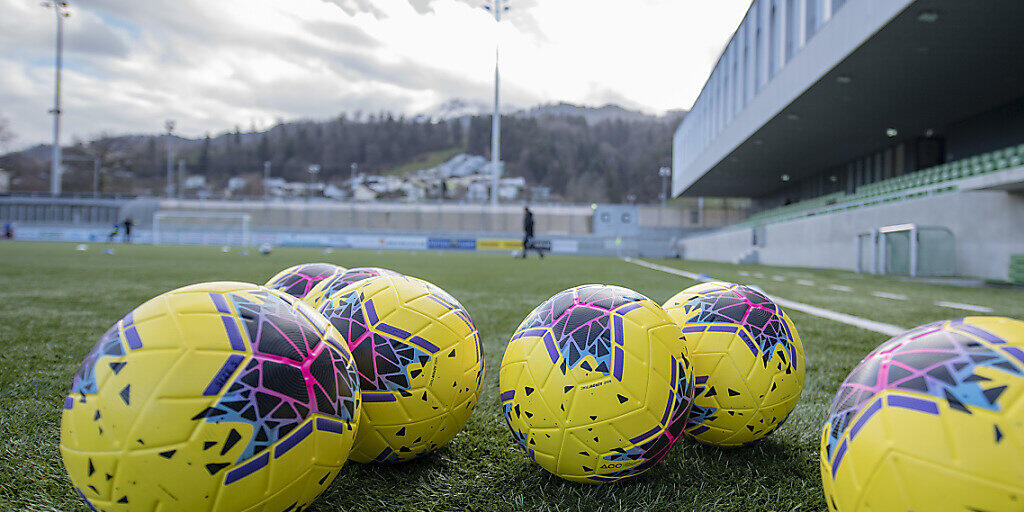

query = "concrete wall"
[678,190,1024,280]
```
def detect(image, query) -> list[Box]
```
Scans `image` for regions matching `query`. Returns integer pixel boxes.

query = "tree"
[0,113,14,151]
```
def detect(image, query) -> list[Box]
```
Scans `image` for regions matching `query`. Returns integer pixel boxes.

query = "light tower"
[484,0,510,206]
[659,166,672,207]
[42,1,70,196]
[164,120,175,198]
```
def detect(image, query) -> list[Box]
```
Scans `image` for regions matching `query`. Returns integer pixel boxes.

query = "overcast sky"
[0,0,749,149]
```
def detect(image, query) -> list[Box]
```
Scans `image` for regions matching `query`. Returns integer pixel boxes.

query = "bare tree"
[0,113,14,151]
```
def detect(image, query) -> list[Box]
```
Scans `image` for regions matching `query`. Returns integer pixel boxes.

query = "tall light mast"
[484,0,509,206]
[165,120,176,198]
[42,1,70,196]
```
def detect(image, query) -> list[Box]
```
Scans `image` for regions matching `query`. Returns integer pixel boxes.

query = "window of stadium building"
[786,0,797,61]
[806,0,819,40]
[755,26,763,90]
[769,4,779,76]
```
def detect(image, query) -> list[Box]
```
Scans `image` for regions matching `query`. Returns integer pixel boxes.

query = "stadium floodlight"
[484,0,510,207]
[307,164,321,201]
[659,167,672,207]
[42,1,70,197]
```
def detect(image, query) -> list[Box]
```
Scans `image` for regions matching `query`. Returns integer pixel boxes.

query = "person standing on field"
[521,206,543,259]
[122,218,133,244]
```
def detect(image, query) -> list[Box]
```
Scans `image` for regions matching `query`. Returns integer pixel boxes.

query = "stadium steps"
[738,142,1024,229]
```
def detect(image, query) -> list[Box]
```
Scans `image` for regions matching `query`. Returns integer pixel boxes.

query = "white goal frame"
[152,211,252,247]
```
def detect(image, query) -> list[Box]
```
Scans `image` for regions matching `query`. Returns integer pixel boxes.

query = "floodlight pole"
[263,161,271,201]
[165,120,175,198]
[659,167,672,208]
[307,164,320,202]
[177,159,185,199]
[485,0,508,207]
[43,1,70,197]
[92,157,100,196]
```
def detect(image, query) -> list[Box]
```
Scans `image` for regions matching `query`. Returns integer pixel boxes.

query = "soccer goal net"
[152,211,252,247]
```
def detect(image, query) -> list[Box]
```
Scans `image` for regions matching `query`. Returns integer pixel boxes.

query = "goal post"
[152,211,252,247]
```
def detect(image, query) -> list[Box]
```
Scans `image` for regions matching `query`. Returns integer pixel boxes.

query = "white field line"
[829,284,853,292]
[935,301,993,313]
[796,279,815,286]
[623,258,906,337]
[872,291,908,301]
[772,275,786,281]
[738,271,750,276]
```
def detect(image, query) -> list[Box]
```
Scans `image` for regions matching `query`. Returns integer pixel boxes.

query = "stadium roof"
[674,0,1024,198]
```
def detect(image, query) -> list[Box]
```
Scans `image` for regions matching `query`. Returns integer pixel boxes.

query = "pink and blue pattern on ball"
[678,285,797,368]
[67,311,143,409]
[193,290,359,484]
[315,267,398,302]
[513,284,645,380]
[591,356,694,482]
[824,319,1024,479]
[317,287,440,404]
[268,263,341,299]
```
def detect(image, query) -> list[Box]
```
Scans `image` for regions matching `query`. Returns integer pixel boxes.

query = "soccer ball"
[316,274,483,462]
[499,284,694,483]
[303,267,399,310]
[820,317,1024,512]
[265,263,346,300]
[662,281,804,446]
[60,282,361,512]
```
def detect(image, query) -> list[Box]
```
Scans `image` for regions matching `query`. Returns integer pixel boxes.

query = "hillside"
[0,103,685,202]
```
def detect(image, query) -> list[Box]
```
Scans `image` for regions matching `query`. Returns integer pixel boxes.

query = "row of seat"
[738,142,1024,228]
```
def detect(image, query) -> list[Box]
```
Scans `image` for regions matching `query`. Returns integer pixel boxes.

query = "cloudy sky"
[0,0,749,149]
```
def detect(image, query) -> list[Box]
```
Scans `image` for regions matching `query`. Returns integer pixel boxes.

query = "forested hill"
[0,104,685,203]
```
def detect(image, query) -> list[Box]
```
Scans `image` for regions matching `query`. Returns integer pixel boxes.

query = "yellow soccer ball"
[821,317,1024,512]
[663,281,804,446]
[60,282,360,512]
[265,263,346,300]
[499,284,695,483]
[303,267,399,310]
[316,274,483,462]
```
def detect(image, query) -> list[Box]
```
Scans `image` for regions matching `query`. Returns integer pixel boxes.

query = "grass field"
[1,241,1022,511]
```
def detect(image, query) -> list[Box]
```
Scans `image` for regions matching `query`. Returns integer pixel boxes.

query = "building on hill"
[671,0,1024,281]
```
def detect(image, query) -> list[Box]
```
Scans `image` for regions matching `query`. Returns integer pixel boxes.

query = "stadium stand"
[669,0,1024,281]
[736,143,1024,228]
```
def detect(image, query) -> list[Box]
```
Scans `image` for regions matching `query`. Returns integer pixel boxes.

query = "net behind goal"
[153,211,252,247]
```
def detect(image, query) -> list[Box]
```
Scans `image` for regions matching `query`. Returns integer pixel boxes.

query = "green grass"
[382,148,463,175]
[1,242,1021,511]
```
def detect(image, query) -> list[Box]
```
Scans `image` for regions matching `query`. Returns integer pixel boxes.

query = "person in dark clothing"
[2,222,11,240]
[122,218,133,243]
[521,206,543,259]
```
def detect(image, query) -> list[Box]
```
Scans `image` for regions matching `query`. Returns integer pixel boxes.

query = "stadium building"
[672,0,1024,281]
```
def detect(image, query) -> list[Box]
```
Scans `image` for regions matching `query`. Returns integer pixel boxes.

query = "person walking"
[521,206,543,259]
[122,217,133,244]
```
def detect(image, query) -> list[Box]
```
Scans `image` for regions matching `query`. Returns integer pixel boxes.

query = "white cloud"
[0,0,749,148]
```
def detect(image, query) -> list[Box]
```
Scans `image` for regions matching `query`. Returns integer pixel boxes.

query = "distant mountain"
[518,102,659,124]
[423,98,491,120]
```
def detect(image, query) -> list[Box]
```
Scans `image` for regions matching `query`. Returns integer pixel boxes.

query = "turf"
[0,242,1021,511]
